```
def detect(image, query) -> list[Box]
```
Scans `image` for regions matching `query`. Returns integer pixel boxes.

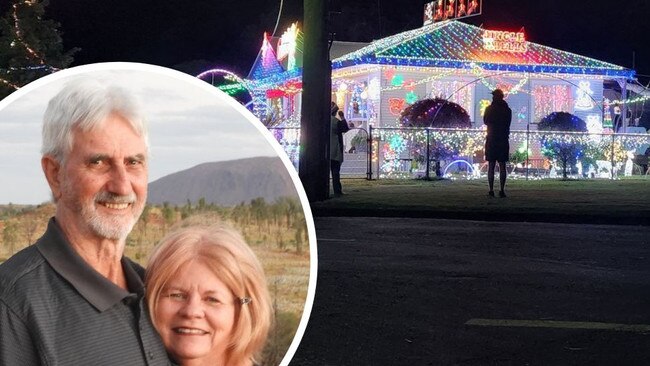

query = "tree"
[161,202,175,230]
[399,98,472,177]
[538,112,587,179]
[0,0,78,99]
[250,197,267,234]
[197,197,206,211]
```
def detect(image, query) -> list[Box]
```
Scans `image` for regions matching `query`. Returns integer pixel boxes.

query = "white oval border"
[0,62,317,366]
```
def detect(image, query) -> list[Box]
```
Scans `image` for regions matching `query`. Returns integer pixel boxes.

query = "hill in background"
[148,156,298,206]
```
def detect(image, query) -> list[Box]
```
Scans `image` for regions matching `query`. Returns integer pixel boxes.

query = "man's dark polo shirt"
[0,218,170,365]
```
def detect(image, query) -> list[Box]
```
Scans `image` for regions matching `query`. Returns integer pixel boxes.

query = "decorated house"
[248,20,634,134]
[245,20,650,178]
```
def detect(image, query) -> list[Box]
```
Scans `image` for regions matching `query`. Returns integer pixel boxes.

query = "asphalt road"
[291,217,650,365]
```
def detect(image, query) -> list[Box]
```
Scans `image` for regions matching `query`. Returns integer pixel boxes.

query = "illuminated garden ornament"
[585,114,604,142]
[603,98,613,128]
[574,81,595,110]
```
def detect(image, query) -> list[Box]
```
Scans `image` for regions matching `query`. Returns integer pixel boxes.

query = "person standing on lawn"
[483,88,512,198]
[330,102,351,197]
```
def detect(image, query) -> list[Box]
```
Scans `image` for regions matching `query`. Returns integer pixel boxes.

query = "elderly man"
[0,79,170,365]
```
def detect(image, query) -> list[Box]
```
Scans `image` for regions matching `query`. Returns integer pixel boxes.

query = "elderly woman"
[145,225,272,366]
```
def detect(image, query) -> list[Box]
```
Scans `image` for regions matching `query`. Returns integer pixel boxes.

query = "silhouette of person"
[483,89,512,197]
[330,102,350,197]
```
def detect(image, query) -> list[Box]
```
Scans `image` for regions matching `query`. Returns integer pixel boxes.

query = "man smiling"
[0,78,170,365]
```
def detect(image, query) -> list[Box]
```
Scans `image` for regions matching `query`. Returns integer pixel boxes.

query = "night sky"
[25,0,650,84]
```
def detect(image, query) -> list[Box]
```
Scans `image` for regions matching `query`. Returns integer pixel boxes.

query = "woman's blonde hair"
[145,224,272,365]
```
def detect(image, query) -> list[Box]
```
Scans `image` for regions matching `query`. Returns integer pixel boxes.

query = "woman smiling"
[145,225,272,366]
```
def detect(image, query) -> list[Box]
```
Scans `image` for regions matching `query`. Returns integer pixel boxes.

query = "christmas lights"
[248,32,285,80]
[332,21,633,78]
[1,0,67,94]
[196,68,252,97]
[12,1,45,64]
[277,23,302,71]
[248,18,646,139]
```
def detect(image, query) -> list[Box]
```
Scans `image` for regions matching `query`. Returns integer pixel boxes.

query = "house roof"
[330,41,369,60]
[247,33,286,80]
[332,20,634,78]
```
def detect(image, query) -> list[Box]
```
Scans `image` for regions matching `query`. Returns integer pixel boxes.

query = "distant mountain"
[147,157,299,206]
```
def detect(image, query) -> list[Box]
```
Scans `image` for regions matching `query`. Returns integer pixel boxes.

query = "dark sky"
[38,0,650,84]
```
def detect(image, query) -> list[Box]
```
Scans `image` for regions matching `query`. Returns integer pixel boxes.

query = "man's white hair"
[41,77,149,163]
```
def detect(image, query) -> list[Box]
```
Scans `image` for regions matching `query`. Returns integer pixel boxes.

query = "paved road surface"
[291,217,650,365]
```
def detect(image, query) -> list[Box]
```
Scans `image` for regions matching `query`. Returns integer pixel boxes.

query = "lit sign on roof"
[482,30,527,53]
[424,0,481,25]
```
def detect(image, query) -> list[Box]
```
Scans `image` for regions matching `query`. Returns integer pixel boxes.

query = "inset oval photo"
[0,63,315,366]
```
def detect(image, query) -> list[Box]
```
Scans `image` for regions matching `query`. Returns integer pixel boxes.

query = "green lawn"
[311,178,650,224]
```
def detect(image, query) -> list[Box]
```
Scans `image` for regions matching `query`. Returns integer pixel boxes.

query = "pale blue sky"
[0,64,284,205]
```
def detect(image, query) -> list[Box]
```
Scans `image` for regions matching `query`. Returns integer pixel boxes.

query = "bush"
[537,112,587,179]
[399,98,472,176]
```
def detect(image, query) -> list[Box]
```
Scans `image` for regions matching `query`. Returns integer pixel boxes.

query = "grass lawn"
[311,177,650,224]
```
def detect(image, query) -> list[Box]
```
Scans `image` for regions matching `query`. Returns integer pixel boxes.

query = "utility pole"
[300,0,331,202]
